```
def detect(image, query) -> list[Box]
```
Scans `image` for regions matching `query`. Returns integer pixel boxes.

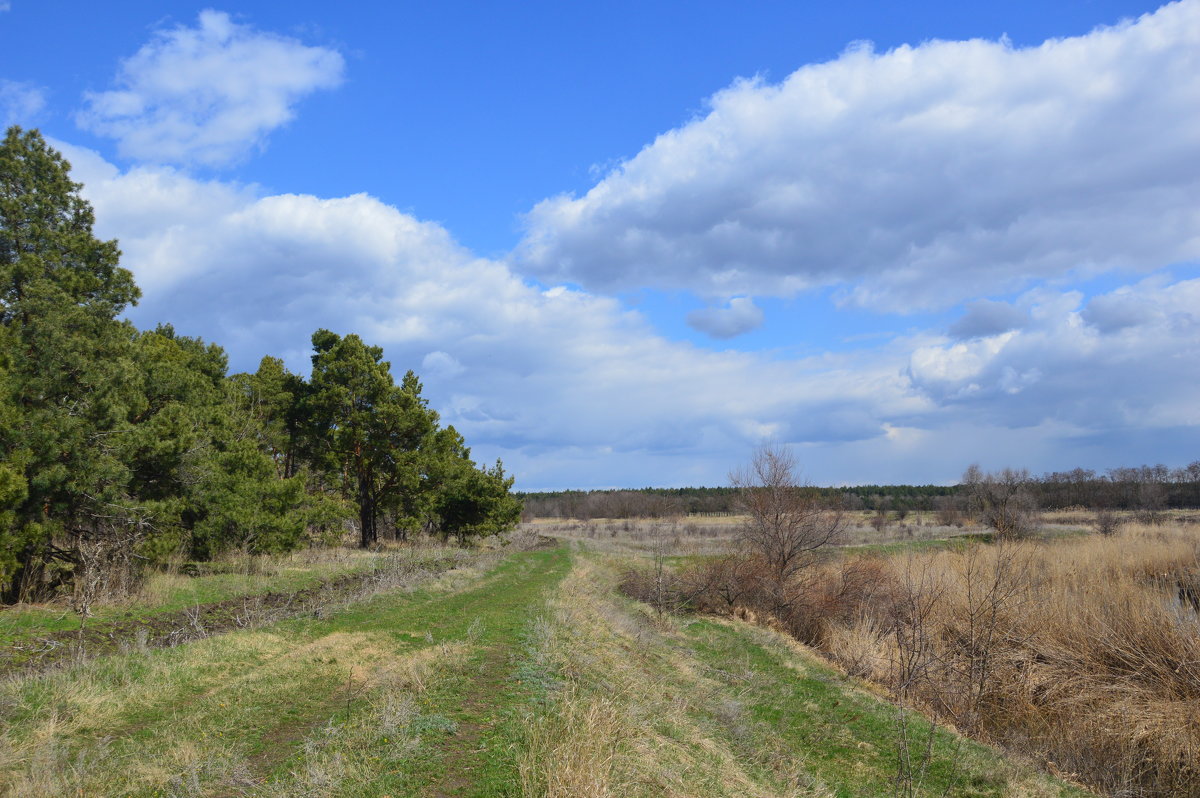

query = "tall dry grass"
[818,522,1200,798]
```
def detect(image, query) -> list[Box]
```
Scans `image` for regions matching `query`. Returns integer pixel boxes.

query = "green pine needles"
[0,127,521,608]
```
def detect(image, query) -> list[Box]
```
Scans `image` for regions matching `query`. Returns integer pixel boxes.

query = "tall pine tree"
[306,330,434,547]
[0,126,147,604]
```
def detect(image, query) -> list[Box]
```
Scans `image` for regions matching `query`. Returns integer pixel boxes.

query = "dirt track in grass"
[0,552,468,676]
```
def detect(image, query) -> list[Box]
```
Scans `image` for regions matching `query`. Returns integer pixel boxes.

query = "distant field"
[527,511,1002,562]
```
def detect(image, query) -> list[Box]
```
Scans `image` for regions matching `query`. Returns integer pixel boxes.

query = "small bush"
[1093,509,1122,537]
[933,496,964,527]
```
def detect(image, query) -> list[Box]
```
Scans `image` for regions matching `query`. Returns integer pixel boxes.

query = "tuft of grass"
[520,689,627,797]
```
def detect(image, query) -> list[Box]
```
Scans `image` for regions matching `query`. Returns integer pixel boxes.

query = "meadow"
[0,517,1101,797]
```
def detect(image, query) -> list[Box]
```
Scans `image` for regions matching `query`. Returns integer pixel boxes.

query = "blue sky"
[2,1,1198,489]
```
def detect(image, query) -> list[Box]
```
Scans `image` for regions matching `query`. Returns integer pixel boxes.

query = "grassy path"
[2,542,1096,797]
[0,547,570,797]
[515,547,1092,798]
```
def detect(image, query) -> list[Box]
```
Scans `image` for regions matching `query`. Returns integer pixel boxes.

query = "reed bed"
[818,522,1200,797]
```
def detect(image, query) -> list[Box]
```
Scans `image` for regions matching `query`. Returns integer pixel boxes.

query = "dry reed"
[819,522,1200,797]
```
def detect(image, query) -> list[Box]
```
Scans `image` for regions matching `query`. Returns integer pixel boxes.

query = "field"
[0,515,1115,797]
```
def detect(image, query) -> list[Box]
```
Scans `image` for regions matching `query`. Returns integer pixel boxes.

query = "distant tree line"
[1033,464,1200,511]
[522,463,1200,520]
[0,127,520,607]
[519,487,738,519]
[519,485,961,519]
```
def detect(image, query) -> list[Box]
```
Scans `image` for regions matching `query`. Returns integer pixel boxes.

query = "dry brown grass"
[818,522,1200,797]
[532,518,740,558]
[520,689,627,798]
[534,513,992,560]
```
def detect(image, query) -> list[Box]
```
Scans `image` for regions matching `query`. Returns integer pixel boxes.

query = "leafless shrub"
[870,508,890,533]
[1093,509,1122,537]
[815,525,1200,797]
[933,496,964,528]
[730,445,843,614]
[962,464,1040,539]
[782,557,897,648]
[890,559,951,798]
[70,527,148,617]
[684,554,758,613]
[1137,481,1168,525]
[505,528,547,551]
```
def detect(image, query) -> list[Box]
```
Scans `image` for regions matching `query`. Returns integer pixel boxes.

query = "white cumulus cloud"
[56,141,932,486]
[908,278,1200,431]
[518,1,1200,311]
[76,10,344,167]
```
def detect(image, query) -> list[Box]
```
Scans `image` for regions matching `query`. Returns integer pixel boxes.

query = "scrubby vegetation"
[520,461,1200,520]
[619,448,1200,798]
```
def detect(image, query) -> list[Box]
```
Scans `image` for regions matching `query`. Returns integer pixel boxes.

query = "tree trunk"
[358,478,377,548]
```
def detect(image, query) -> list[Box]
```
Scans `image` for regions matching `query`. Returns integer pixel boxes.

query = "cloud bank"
[518,2,1200,311]
[56,138,1200,488]
[77,10,344,167]
[56,141,931,484]
[38,3,1200,487]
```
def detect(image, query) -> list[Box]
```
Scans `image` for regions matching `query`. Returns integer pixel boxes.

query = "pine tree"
[306,330,434,547]
[0,126,146,604]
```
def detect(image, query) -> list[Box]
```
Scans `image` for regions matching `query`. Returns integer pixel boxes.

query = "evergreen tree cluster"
[0,128,520,605]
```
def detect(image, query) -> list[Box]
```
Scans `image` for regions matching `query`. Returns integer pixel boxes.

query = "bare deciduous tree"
[962,464,1040,539]
[1136,481,1167,524]
[933,495,964,527]
[731,445,843,609]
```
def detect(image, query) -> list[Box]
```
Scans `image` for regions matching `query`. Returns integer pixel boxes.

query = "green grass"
[0,550,383,643]
[0,547,477,650]
[845,525,1097,559]
[358,550,572,797]
[843,532,994,558]
[679,617,1091,797]
[0,546,570,797]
